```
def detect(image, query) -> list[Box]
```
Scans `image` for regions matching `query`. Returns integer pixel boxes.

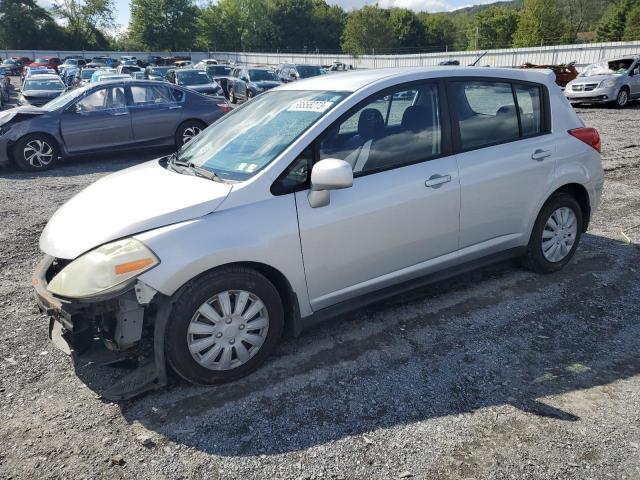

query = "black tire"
[12,134,60,172]
[615,87,629,108]
[166,267,284,385]
[247,90,254,101]
[174,119,206,148]
[229,89,237,104]
[522,193,583,274]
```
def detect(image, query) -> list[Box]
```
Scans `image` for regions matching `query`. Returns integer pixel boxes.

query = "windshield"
[41,86,87,111]
[150,67,170,76]
[296,65,323,78]
[176,90,347,181]
[176,70,212,85]
[81,69,96,79]
[34,58,49,63]
[3,60,17,65]
[249,69,278,81]
[207,66,231,76]
[581,60,633,76]
[23,79,64,91]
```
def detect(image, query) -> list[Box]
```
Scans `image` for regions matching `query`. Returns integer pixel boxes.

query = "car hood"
[0,105,46,124]
[253,80,280,89]
[571,74,620,84]
[22,90,63,98]
[39,159,233,259]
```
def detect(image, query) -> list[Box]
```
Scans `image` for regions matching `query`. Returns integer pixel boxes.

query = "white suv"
[33,67,604,398]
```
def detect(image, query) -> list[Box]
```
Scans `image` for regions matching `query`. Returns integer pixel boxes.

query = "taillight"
[217,103,231,113]
[568,127,601,153]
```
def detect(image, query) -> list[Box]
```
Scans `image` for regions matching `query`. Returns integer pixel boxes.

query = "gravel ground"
[1,80,640,479]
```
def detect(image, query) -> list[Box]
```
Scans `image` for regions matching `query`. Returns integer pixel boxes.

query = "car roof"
[25,74,61,80]
[277,66,556,92]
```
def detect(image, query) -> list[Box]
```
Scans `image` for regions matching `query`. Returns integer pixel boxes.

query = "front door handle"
[425,174,452,188]
[168,105,182,110]
[531,149,552,161]
[110,111,128,116]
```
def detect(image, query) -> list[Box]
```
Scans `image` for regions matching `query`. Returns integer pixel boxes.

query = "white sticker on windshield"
[287,100,334,113]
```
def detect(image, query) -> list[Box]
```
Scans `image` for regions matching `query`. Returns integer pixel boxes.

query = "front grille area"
[573,83,599,92]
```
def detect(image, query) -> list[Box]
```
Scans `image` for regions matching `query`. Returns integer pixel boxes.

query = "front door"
[294,81,461,311]
[60,85,133,154]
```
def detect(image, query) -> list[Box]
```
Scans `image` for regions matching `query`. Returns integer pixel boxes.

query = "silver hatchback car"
[34,67,604,399]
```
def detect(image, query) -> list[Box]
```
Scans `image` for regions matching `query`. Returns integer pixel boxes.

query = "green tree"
[198,0,276,52]
[269,0,313,50]
[596,0,639,41]
[129,0,199,50]
[341,5,396,55]
[309,0,345,50]
[419,13,456,50]
[512,0,567,47]
[623,2,640,39]
[0,0,66,49]
[470,6,518,49]
[389,8,425,49]
[52,0,114,49]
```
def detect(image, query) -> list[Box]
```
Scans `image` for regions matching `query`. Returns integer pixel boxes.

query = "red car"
[29,57,62,72]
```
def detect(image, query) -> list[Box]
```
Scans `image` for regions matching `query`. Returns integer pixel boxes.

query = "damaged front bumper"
[32,255,173,400]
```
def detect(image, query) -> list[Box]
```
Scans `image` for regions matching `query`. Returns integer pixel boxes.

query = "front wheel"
[12,134,60,171]
[522,193,583,274]
[615,87,629,108]
[166,267,284,385]
[229,89,237,104]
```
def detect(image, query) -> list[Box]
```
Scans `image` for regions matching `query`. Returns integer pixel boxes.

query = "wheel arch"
[547,183,591,232]
[10,131,62,164]
[174,261,302,337]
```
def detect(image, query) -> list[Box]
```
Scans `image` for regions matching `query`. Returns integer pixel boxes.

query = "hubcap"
[187,290,269,371]
[542,207,577,262]
[182,126,201,144]
[24,139,54,168]
[618,90,628,105]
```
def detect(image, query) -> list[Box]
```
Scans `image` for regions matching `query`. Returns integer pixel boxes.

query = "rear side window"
[449,80,546,151]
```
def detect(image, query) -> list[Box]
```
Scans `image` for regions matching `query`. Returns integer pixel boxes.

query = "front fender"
[134,193,312,317]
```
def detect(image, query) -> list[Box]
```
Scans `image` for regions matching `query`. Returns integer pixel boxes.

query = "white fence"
[3,40,640,70]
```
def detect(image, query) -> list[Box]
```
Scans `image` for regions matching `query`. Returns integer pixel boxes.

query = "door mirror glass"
[308,158,353,208]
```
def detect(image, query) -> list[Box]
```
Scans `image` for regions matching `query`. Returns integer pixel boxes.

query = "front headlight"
[47,238,159,299]
[598,79,616,88]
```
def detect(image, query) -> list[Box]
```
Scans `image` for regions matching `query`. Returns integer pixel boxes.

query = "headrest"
[401,105,432,133]
[357,108,384,139]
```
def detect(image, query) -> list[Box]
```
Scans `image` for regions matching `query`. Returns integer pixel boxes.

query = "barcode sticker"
[287,100,334,112]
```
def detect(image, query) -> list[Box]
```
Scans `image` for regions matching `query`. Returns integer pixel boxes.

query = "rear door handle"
[425,174,452,188]
[531,149,552,161]
[169,105,182,110]
[110,111,128,116]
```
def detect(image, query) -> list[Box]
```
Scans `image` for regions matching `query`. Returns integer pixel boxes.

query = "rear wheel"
[174,120,206,148]
[229,89,237,104]
[166,267,284,385]
[522,193,583,273]
[12,134,59,171]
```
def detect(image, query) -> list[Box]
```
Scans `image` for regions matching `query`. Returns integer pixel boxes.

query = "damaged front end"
[33,255,173,400]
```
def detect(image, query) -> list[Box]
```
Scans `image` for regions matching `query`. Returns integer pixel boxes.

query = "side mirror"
[308,158,353,208]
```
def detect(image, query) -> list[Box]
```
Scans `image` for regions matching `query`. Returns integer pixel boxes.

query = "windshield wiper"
[167,153,222,182]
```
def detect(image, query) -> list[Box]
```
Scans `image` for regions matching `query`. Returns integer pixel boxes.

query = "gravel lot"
[1,80,640,479]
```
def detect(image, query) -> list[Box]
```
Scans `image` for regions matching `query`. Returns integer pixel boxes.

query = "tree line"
[1,0,639,55]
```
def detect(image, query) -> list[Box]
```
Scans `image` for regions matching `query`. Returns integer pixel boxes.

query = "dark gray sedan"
[18,74,67,107]
[0,79,230,171]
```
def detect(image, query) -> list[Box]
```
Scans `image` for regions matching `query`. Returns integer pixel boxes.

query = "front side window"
[450,81,519,150]
[176,90,347,181]
[319,82,441,175]
[75,87,126,112]
[130,85,174,105]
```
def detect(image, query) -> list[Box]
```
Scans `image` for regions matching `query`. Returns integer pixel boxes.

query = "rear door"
[60,85,133,153]
[128,84,184,144]
[448,78,556,255]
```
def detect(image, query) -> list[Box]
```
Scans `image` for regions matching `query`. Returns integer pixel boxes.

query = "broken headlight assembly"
[47,238,159,299]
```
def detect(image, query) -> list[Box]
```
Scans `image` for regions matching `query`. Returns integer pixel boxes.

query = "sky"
[40,0,490,31]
